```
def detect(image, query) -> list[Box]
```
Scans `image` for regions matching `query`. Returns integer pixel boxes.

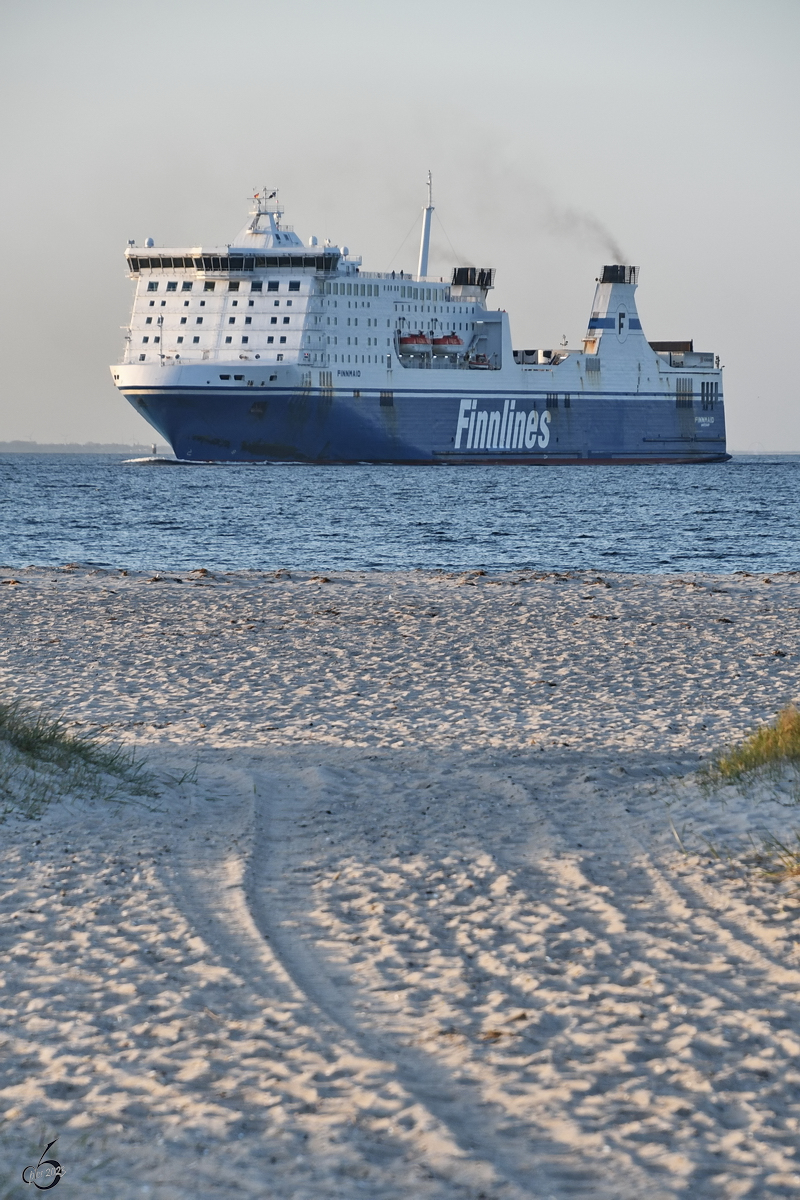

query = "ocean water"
[0,454,798,575]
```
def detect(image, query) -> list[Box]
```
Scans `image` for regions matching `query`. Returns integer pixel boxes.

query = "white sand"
[1,566,800,1198]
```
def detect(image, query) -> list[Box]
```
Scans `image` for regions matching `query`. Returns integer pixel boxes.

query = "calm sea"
[0,454,797,575]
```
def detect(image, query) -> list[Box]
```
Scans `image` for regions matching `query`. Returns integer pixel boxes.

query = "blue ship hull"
[126,384,730,465]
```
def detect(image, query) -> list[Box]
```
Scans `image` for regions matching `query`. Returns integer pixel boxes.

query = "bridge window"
[203,281,215,292]
[147,281,158,292]
[181,281,193,292]
[228,281,240,292]
[288,281,300,292]
[251,281,262,292]
[267,281,279,292]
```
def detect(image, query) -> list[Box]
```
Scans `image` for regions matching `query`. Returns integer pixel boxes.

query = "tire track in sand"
[240,749,800,1198]
[244,755,654,1200]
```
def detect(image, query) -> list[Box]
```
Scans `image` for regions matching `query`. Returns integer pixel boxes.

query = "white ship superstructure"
[119,187,492,375]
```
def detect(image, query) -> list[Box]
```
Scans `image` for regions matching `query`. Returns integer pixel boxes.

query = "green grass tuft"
[0,699,150,819]
[752,832,800,881]
[703,705,800,785]
[0,700,144,779]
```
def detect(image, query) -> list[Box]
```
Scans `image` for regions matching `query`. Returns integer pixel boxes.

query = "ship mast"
[249,187,280,234]
[417,171,434,281]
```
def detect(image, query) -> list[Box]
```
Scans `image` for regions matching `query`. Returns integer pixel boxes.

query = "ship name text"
[455,398,551,452]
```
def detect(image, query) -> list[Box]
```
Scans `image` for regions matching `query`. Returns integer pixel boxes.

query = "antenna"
[249,187,280,231]
[417,170,434,281]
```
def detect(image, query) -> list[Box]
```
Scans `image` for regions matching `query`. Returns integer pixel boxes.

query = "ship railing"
[357,270,450,283]
[396,356,502,371]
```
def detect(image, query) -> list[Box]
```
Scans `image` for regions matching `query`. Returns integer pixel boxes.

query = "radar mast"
[417,171,434,281]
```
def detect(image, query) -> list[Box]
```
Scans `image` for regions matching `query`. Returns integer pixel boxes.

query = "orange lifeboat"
[432,333,464,356]
[398,332,432,355]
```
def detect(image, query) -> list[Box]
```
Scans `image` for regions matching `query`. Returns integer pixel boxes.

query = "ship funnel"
[601,265,638,285]
[583,264,643,353]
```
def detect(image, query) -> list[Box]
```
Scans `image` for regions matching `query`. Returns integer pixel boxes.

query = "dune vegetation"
[0,700,148,819]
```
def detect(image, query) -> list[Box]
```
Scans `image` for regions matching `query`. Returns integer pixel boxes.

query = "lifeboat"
[467,353,491,370]
[432,333,464,356]
[398,332,431,355]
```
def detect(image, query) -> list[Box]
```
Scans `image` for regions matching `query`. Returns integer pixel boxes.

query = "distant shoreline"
[0,442,162,454]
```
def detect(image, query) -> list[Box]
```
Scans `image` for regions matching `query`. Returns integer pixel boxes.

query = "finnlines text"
[455,399,551,451]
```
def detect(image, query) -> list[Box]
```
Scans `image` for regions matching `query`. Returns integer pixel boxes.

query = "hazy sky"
[1,0,798,449]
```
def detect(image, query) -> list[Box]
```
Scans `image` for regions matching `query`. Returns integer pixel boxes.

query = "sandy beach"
[2,566,800,1198]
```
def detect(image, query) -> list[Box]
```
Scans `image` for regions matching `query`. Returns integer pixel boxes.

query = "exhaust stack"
[583,264,642,354]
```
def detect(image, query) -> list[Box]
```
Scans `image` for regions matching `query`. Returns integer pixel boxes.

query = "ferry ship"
[111,180,728,464]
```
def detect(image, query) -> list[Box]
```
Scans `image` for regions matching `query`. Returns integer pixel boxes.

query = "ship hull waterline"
[123,386,731,466]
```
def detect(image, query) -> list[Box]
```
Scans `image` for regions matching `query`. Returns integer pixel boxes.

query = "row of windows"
[146,299,295,309]
[143,335,289,346]
[146,279,301,294]
[323,281,380,297]
[322,297,473,317]
[332,355,387,364]
[144,316,289,327]
[322,281,447,301]
[141,276,455,303]
[325,337,389,347]
[131,254,336,272]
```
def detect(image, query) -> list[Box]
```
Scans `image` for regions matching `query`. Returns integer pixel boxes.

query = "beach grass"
[703,705,800,785]
[700,706,800,882]
[751,832,800,881]
[0,699,149,819]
